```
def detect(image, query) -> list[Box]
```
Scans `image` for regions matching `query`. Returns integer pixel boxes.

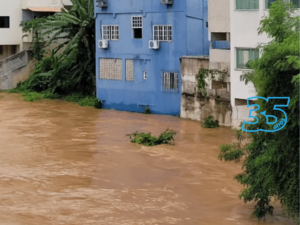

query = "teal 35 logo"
[241,97,290,133]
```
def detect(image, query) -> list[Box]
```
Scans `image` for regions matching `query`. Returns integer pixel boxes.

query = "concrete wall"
[95,0,209,115]
[0,51,35,90]
[180,56,232,126]
[208,0,230,33]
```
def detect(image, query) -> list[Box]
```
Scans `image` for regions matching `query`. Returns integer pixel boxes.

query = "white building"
[230,0,299,126]
[0,0,72,60]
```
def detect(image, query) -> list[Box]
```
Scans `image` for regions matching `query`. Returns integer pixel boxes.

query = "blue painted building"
[95,0,209,115]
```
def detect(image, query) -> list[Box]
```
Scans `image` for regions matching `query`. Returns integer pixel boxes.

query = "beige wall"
[0,0,23,47]
[208,0,230,33]
[22,0,64,8]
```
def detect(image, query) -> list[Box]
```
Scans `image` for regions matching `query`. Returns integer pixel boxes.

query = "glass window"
[0,17,9,28]
[236,0,259,10]
[153,25,172,41]
[163,72,178,91]
[236,48,259,69]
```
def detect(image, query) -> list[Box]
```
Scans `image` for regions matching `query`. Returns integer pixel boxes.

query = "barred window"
[102,25,119,40]
[126,60,134,82]
[132,16,143,39]
[99,58,122,80]
[132,16,143,28]
[154,25,172,41]
[163,72,178,91]
[236,0,259,10]
[102,25,111,40]
[111,25,119,40]
[236,48,259,69]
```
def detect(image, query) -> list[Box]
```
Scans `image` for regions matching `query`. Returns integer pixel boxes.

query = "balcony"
[211,41,230,50]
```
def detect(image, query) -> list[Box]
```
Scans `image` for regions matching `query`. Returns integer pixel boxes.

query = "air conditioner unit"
[99,40,108,49]
[161,0,173,5]
[149,40,160,50]
[96,0,108,8]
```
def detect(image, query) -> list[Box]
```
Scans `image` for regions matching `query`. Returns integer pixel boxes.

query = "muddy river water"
[0,94,296,225]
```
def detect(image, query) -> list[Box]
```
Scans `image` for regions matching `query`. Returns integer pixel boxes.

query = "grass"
[126,128,176,146]
[7,89,101,108]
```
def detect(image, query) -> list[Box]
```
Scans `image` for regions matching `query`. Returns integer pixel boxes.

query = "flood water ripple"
[0,94,296,225]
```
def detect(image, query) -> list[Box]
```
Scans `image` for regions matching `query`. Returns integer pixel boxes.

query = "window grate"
[126,60,134,82]
[154,25,172,41]
[99,58,122,80]
[102,25,111,40]
[162,72,179,92]
[132,16,143,28]
[102,25,119,41]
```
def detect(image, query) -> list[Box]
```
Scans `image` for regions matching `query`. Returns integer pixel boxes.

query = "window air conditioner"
[161,0,173,5]
[96,0,108,8]
[99,40,108,49]
[149,40,160,50]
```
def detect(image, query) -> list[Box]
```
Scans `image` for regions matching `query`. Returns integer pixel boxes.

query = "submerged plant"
[126,129,176,146]
[218,129,248,163]
[203,116,219,128]
[144,106,151,114]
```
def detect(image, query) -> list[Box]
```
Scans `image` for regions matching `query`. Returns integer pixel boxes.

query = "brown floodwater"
[0,93,296,225]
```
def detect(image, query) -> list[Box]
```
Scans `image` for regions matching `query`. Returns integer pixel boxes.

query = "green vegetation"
[221,1,299,222]
[64,94,102,108]
[126,129,176,146]
[218,129,248,162]
[144,106,151,114]
[11,0,98,107]
[203,116,219,128]
[196,68,228,96]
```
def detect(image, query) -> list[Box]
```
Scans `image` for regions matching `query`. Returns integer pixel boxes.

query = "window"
[126,60,134,81]
[265,0,300,8]
[102,25,119,40]
[132,16,143,39]
[236,48,259,69]
[153,25,172,41]
[111,26,119,40]
[163,72,178,91]
[0,17,9,28]
[99,58,122,80]
[236,0,259,10]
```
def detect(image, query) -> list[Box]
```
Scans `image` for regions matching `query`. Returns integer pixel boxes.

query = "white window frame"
[163,72,178,91]
[235,48,259,70]
[235,0,259,10]
[102,25,119,41]
[265,0,300,9]
[111,25,119,41]
[153,25,173,42]
[132,16,143,28]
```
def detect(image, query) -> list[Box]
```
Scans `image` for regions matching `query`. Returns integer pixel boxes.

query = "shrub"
[203,116,219,128]
[127,129,176,146]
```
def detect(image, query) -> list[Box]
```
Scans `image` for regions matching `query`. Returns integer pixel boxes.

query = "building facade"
[95,0,209,115]
[230,0,299,126]
[0,0,72,61]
